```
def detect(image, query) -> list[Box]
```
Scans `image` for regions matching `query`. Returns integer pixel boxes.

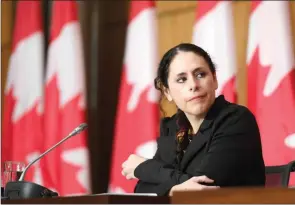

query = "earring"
[167,97,173,102]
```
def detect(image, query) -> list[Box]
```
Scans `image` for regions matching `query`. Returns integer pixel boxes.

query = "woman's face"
[164,51,218,118]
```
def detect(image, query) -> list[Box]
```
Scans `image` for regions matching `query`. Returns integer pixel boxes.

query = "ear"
[163,87,173,102]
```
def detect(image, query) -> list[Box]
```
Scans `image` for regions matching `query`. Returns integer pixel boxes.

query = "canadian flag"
[192,1,236,102]
[108,1,159,193]
[43,1,90,195]
[247,1,295,185]
[1,0,45,184]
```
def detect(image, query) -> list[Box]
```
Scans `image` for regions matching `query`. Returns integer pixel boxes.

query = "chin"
[186,104,209,117]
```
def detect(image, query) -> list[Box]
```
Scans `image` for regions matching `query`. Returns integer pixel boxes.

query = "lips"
[187,94,206,102]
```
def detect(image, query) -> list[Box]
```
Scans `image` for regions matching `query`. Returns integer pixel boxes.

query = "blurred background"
[1,0,295,196]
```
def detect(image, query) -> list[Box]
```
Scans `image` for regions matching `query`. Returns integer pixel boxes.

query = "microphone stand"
[3,123,88,200]
[19,129,80,181]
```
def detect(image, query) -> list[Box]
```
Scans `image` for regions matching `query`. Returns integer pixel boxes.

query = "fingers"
[121,154,140,180]
[121,154,136,168]
[122,169,134,180]
[199,185,220,190]
[126,174,133,180]
[191,175,214,183]
[192,176,220,190]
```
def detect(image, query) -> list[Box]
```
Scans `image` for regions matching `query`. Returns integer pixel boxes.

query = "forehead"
[169,51,208,75]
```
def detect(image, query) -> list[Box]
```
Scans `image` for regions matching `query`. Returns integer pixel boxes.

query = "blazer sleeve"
[192,108,263,186]
[134,108,262,192]
[134,117,178,196]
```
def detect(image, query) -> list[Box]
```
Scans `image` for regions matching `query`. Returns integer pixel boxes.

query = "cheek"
[202,78,216,91]
[169,85,187,105]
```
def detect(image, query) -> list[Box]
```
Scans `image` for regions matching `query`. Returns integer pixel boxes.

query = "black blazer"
[134,95,265,196]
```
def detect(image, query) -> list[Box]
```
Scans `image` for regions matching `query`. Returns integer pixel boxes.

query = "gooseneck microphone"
[3,123,88,200]
[18,123,88,181]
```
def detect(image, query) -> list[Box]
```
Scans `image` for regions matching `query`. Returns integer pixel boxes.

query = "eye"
[176,77,186,83]
[195,72,206,78]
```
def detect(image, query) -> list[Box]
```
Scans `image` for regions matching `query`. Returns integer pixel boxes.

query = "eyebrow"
[176,67,204,77]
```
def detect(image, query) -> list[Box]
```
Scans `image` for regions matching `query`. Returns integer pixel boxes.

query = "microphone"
[4,123,88,200]
[18,123,88,181]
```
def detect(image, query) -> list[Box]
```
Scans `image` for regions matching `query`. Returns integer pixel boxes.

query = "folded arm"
[134,109,261,194]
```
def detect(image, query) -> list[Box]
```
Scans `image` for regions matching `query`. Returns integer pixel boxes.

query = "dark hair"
[154,43,216,93]
[154,43,216,165]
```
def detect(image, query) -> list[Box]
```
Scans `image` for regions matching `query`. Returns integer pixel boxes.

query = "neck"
[185,113,205,134]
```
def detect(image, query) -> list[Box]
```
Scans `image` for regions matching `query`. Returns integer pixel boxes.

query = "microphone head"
[69,123,88,137]
[79,123,88,131]
[76,123,88,134]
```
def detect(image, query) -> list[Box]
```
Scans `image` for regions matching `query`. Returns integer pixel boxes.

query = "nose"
[188,77,199,92]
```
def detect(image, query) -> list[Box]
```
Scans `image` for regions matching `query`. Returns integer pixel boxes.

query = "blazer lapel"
[180,120,213,169]
[179,95,229,170]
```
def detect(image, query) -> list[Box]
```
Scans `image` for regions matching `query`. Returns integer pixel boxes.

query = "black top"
[134,95,266,196]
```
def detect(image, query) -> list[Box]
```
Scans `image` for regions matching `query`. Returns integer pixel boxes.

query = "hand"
[169,175,220,196]
[121,154,147,180]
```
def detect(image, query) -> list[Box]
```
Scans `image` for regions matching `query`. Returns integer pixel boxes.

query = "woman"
[121,43,266,196]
